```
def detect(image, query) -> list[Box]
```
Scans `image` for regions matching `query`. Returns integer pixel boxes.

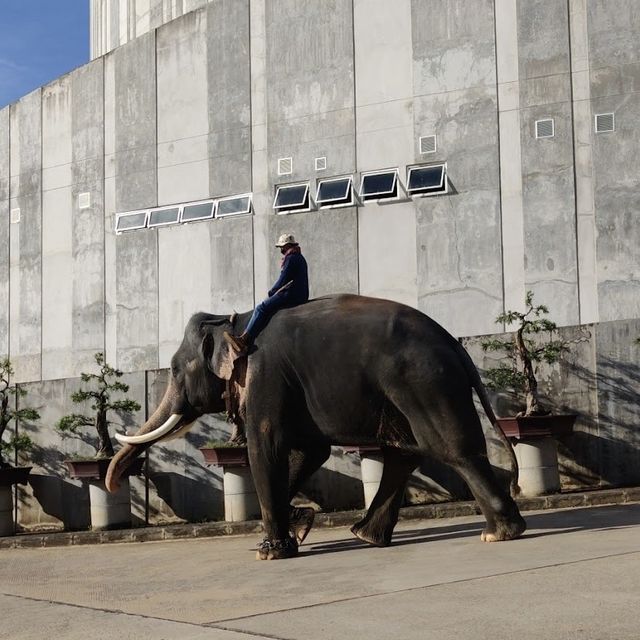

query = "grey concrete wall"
[105,32,159,373]
[517,0,579,327]
[41,60,105,380]
[413,0,504,336]
[9,90,42,383]
[206,0,252,197]
[0,107,9,359]
[588,1,640,322]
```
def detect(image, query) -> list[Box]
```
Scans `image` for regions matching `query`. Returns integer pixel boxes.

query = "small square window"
[420,135,437,154]
[316,177,354,208]
[148,206,181,228]
[315,156,327,171]
[359,170,399,201]
[595,112,615,133]
[273,183,311,214]
[78,192,91,209]
[278,157,293,176]
[181,201,215,223]
[535,119,554,139]
[216,194,252,218]
[406,164,447,197]
[115,211,148,233]
[10,208,20,224]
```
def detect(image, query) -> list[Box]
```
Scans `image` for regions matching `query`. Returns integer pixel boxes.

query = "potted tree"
[56,352,143,530]
[481,291,576,495]
[0,358,40,536]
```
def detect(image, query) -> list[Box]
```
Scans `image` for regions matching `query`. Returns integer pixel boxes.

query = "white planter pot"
[88,478,132,531]
[515,437,561,496]
[223,467,260,522]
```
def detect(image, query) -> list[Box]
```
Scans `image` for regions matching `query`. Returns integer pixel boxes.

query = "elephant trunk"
[105,378,180,493]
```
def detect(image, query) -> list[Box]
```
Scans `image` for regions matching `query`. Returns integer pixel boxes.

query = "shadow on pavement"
[304,503,640,557]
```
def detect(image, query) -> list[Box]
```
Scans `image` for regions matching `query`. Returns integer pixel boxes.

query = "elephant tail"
[456,341,521,497]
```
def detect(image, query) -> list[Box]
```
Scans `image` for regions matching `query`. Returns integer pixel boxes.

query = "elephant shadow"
[149,471,223,523]
[304,503,640,557]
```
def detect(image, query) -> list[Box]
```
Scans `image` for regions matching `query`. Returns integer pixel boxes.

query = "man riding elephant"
[224,233,309,355]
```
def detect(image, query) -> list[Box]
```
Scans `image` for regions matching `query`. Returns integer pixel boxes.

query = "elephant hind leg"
[351,447,421,547]
[387,383,525,544]
[453,454,526,542]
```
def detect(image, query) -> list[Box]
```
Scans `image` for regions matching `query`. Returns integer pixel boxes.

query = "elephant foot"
[289,507,315,545]
[256,536,298,560]
[350,520,392,547]
[481,515,527,543]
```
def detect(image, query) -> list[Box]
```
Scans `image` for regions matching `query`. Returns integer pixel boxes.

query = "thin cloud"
[0,57,28,72]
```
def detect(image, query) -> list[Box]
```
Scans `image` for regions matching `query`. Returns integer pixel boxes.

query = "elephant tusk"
[162,420,196,441]
[115,414,183,445]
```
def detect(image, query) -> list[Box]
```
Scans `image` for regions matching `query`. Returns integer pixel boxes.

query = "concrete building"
[1,0,639,530]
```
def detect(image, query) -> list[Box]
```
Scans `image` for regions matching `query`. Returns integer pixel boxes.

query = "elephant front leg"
[351,448,420,547]
[247,420,298,560]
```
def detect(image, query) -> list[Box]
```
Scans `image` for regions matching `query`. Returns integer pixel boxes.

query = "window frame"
[406,163,448,198]
[147,205,182,228]
[358,169,400,202]
[215,193,253,218]
[273,182,312,215]
[115,210,149,233]
[180,199,216,224]
[315,176,354,209]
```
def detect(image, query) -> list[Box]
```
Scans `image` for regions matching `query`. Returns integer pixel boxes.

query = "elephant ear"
[201,325,245,383]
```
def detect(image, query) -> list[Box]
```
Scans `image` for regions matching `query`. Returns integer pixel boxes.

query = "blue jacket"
[268,251,309,305]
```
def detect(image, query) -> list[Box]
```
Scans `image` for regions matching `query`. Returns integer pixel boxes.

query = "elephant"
[106,294,526,559]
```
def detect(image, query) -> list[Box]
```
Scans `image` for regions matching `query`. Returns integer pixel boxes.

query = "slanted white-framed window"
[115,210,148,233]
[216,193,253,218]
[406,163,448,197]
[315,176,354,209]
[277,157,293,176]
[148,205,181,228]
[315,156,327,171]
[359,169,400,201]
[181,200,215,223]
[595,112,615,133]
[273,182,311,214]
[535,118,555,139]
[419,135,437,154]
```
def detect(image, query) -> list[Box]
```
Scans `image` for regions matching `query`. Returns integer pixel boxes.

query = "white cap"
[275,233,298,247]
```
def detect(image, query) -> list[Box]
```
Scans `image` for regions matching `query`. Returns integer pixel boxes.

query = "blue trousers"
[244,295,298,339]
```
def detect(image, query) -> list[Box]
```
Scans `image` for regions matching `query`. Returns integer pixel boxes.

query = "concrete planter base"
[88,479,133,531]
[65,458,144,531]
[343,446,384,509]
[497,415,576,497]
[222,467,260,522]
[514,437,561,496]
[200,447,260,522]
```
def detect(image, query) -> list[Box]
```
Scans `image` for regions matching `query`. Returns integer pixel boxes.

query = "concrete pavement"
[1,502,639,640]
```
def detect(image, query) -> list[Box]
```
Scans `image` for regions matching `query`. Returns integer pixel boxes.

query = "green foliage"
[0,357,40,466]
[56,352,142,458]
[481,291,570,415]
[204,439,245,449]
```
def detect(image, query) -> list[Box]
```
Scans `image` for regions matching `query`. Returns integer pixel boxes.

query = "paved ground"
[1,502,639,640]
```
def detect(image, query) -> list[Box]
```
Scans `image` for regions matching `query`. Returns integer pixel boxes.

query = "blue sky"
[0,1,90,108]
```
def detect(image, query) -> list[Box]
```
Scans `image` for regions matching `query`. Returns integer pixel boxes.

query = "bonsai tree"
[0,358,39,468]
[56,352,141,459]
[481,291,570,417]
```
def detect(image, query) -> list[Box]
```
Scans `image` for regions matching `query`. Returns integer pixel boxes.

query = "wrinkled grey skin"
[107,294,525,554]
